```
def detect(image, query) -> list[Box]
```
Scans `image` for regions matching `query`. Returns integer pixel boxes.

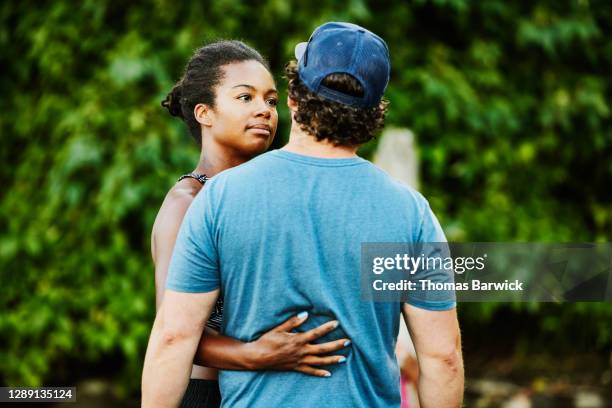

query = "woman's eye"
[267,98,278,106]
[238,94,252,102]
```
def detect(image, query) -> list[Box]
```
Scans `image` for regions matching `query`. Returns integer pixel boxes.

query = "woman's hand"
[246,312,351,377]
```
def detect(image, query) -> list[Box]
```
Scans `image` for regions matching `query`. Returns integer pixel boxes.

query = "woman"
[151,40,350,407]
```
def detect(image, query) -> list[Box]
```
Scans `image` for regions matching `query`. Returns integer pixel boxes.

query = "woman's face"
[206,60,278,159]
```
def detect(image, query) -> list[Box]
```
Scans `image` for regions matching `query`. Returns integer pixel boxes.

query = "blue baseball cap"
[294,22,390,108]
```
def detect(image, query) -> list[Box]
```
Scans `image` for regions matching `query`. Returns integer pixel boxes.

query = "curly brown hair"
[285,61,388,147]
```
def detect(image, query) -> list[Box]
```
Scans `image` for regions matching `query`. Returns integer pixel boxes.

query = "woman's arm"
[152,189,193,309]
[195,313,350,377]
[152,189,350,377]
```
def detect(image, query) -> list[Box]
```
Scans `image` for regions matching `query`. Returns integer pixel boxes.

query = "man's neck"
[282,122,358,158]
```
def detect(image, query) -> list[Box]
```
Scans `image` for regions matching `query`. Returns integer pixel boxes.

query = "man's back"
[167,149,453,407]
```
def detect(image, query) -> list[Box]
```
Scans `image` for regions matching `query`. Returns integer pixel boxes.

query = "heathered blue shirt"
[166,149,455,407]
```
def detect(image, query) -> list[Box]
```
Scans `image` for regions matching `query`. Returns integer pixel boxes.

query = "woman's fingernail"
[297,311,308,320]
[344,340,352,347]
[338,356,346,363]
[324,372,331,377]
[332,320,339,328]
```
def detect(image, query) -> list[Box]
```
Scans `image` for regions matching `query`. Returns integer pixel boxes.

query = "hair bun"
[161,83,184,118]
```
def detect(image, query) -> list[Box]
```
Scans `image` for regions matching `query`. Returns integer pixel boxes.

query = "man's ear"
[287,97,298,112]
[194,103,213,127]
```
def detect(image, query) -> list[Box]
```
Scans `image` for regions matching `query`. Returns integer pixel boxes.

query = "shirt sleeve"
[165,183,220,293]
[405,196,457,311]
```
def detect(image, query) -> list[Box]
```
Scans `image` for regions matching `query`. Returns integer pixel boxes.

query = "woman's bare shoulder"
[151,182,203,259]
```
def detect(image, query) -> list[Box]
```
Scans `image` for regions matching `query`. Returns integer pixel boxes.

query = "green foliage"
[1,0,611,394]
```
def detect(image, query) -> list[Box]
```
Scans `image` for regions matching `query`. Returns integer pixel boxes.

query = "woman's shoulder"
[152,181,203,240]
[166,180,202,203]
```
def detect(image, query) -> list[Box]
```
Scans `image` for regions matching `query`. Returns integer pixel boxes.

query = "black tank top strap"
[178,172,209,185]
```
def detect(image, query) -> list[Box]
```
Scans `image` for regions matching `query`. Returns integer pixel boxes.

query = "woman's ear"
[194,103,213,127]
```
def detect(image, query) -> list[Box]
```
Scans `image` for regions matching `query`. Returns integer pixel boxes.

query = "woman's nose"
[254,99,273,118]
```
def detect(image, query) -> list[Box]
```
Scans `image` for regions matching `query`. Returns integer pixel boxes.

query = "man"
[142,22,464,407]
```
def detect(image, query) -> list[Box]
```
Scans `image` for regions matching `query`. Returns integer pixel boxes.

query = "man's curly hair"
[285,61,388,147]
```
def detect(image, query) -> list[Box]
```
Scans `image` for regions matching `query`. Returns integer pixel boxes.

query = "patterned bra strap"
[177,172,209,185]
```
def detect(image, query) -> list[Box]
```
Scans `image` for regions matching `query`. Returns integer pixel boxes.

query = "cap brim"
[294,42,307,61]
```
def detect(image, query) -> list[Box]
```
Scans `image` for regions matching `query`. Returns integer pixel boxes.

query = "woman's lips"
[247,124,272,136]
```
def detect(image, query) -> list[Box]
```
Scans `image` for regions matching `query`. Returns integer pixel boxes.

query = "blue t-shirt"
[167,149,455,408]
